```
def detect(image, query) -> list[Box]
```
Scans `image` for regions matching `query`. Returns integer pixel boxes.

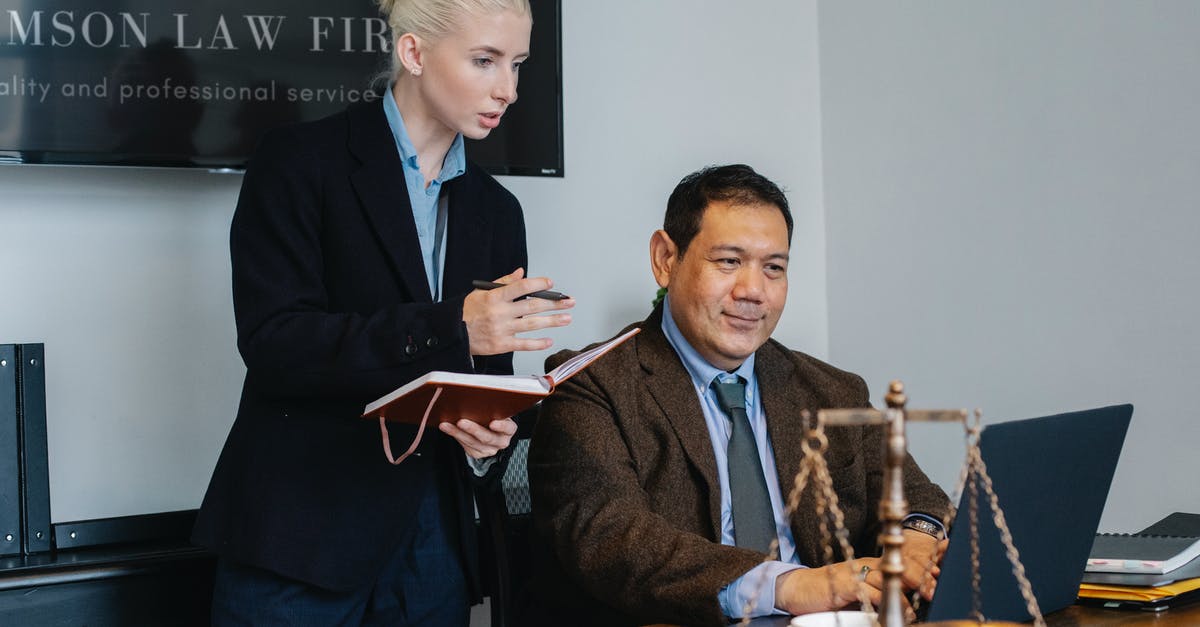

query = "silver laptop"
[923,404,1133,622]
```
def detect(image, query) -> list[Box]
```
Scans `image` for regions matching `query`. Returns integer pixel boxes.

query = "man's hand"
[775,531,946,618]
[462,268,574,356]
[774,559,882,616]
[898,528,948,600]
[439,417,517,459]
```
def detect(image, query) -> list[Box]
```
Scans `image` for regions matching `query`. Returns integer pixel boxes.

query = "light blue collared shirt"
[660,296,801,619]
[384,89,496,476]
[383,86,466,301]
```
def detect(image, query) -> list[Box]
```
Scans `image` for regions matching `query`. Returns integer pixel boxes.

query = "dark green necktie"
[712,378,776,554]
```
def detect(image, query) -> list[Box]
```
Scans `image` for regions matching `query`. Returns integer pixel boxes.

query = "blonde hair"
[372,0,531,87]
[376,0,530,43]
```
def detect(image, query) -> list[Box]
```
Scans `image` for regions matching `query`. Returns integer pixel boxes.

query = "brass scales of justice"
[741,381,1045,627]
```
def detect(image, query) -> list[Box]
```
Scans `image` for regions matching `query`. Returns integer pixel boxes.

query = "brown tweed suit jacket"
[526,306,950,627]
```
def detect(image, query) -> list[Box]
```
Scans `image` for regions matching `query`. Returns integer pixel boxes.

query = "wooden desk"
[740,603,1200,626]
[1043,604,1200,626]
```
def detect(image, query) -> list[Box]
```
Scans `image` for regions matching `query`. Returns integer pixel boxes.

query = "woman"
[192,1,572,624]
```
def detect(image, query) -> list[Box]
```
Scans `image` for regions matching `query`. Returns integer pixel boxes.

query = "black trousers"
[210,480,469,627]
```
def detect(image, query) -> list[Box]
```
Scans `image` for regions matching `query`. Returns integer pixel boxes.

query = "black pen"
[471,280,569,301]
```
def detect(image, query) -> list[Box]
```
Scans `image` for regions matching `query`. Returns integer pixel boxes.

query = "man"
[525,165,951,626]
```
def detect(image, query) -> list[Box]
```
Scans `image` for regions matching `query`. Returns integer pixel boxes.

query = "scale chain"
[741,390,1044,627]
[739,412,875,626]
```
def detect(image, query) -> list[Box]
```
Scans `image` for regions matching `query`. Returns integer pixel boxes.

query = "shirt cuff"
[719,561,804,619]
[466,453,498,477]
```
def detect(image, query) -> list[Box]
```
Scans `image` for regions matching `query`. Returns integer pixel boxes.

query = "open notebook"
[362,327,639,463]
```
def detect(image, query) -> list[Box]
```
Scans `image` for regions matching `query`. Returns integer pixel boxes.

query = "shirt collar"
[383,86,467,183]
[661,295,757,394]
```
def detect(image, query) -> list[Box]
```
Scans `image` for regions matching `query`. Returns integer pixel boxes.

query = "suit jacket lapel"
[758,344,826,565]
[638,308,724,539]
[758,345,808,504]
[441,174,492,299]
[346,102,433,302]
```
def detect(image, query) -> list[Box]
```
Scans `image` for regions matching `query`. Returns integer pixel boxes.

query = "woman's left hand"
[439,417,517,459]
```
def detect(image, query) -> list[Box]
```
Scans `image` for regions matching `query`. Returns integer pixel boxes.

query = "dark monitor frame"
[0,0,562,177]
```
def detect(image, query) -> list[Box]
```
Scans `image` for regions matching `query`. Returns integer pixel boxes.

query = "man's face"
[652,200,790,371]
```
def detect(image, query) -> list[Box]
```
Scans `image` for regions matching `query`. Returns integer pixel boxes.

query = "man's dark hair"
[663,164,793,255]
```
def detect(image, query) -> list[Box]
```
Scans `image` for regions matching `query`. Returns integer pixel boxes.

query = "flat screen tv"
[0,0,562,176]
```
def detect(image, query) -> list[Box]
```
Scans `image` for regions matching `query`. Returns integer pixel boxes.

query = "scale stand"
[752,381,1045,627]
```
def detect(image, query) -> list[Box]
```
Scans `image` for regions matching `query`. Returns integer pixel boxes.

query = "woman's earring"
[411,68,421,76]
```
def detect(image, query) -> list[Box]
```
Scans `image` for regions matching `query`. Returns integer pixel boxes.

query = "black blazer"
[192,99,526,595]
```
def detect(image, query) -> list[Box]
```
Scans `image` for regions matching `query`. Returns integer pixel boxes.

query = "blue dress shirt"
[384,88,498,476]
[660,296,802,618]
[382,86,466,301]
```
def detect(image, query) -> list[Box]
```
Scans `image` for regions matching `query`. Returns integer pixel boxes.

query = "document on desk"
[1078,576,1200,611]
[1083,553,1200,587]
[1087,532,1200,574]
[1084,512,1200,585]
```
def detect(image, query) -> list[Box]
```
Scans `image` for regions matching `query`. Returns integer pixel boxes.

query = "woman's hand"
[462,268,574,355]
[440,417,517,459]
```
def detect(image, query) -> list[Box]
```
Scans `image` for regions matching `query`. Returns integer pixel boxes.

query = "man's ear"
[396,32,425,76]
[649,230,678,289]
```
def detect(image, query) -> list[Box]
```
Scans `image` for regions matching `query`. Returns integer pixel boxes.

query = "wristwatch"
[902,517,945,540]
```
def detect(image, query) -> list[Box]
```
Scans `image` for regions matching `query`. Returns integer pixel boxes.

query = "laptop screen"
[924,404,1132,622]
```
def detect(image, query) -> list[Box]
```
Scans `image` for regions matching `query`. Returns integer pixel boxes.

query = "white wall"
[0,0,827,522]
[819,1,1200,531]
[507,0,827,377]
[8,0,1191,535]
[0,166,243,521]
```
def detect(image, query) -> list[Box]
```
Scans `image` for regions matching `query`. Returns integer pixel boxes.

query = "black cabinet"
[0,542,215,626]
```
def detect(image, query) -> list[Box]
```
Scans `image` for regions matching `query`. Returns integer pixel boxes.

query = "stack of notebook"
[1078,512,1200,611]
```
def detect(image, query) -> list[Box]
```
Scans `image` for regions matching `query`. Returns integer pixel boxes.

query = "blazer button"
[404,344,418,356]
[426,336,439,348]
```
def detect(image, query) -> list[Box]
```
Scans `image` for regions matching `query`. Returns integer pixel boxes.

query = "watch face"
[904,519,943,538]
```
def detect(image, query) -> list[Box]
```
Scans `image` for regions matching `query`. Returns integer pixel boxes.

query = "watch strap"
[902,516,945,540]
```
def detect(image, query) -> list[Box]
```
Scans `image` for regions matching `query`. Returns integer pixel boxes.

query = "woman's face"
[418,9,532,140]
